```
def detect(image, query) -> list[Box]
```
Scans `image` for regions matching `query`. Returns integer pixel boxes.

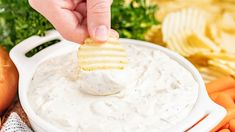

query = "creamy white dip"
[28,44,198,132]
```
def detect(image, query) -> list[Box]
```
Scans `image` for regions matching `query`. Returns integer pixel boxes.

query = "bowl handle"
[9,30,62,72]
[188,101,227,132]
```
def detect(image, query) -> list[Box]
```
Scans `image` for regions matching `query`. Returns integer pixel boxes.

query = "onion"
[0,46,18,115]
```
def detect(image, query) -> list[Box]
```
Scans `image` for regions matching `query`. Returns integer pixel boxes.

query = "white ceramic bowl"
[10,30,226,132]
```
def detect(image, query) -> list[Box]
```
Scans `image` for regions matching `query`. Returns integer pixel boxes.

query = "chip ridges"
[78,38,128,71]
[162,8,221,56]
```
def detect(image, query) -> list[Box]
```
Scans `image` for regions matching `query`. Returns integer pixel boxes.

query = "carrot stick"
[209,92,220,101]
[206,76,235,93]
[223,88,235,98]
[209,87,235,102]
[215,93,235,109]
[229,119,235,132]
[212,109,235,131]
[218,129,230,132]
[221,123,229,129]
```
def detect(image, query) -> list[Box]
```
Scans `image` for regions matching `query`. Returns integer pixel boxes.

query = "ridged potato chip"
[145,25,166,46]
[187,55,209,67]
[162,8,214,56]
[167,35,196,56]
[218,12,235,33]
[218,1,235,13]
[199,66,228,83]
[206,23,220,43]
[209,59,235,76]
[154,0,218,22]
[216,31,235,54]
[195,52,235,61]
[212,59,235,70]
[78,38,128,71]
[187,33,221,52]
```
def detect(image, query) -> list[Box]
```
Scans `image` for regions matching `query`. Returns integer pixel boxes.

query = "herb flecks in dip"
[28,44,198,132]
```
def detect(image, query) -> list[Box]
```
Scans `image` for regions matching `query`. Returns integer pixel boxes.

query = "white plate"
[10,30,226,132]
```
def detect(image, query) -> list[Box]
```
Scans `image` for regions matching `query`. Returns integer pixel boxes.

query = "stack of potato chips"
[146,0,235,82]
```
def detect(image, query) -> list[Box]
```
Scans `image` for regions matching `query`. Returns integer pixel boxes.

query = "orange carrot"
[207,78,235,132]
[229,119,235,132]
[215,93,235,109]
[206,76,235,93]
[223,88,235,98]
[209,88,235,102]
[212,109,235,131]
[221,123,230,129]
[218,129,230,132]
[209,92,220,101]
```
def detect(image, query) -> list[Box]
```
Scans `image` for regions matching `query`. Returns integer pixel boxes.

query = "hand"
[29,0,119,43]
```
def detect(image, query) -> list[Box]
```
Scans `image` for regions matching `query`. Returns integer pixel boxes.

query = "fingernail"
[95,25,108,41]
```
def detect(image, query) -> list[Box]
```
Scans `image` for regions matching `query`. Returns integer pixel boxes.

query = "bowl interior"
[19,39,206,131]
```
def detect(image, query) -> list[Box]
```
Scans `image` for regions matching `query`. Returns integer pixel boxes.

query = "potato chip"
[216,31,235,54]
[167,35,197,56]
[200,71,219,83]
[198,66,228,83]
[154,0,220,21]
[195,52,235,61]
[162,8,214,56]
[217,1,235,12]
[212,59,235,70]
[176,0,215,3]
[167,33,215,57]
[199,66,228,76]
[187,33,221,52]
[154,1,184,22]
[206,23,220,43]
[209,59,235,76]
[187,55,209,67]
[78,38,128,71]
[162,8,208,41]
[145,25,166,46]
[218,12,235,33]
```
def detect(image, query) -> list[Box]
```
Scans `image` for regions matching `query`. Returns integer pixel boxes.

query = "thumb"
[87,0,111,42]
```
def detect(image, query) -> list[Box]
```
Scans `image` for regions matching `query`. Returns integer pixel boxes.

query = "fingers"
[87,0,112,42]
[29,0,88,44]
[76,2,87,17]
[29,0,117,43]
[110,29,119,38]
[52,9,89,43]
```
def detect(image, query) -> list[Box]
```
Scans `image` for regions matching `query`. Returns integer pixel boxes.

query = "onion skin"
[0,46,18,115]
